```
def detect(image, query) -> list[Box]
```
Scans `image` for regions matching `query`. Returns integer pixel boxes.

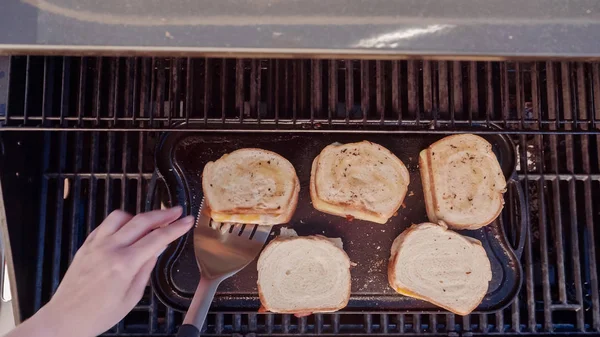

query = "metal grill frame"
[0,56,599,336]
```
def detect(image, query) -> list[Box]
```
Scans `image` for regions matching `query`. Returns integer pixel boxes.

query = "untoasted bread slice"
[310,141,410,224]
[257,235,351,313]
[202,148,300,226]
[388,222,492,315]
[420,134,507,230]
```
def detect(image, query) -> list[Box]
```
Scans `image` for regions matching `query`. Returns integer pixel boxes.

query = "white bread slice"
[388,222,492,315]
[257,235,351,313]
[420,134,507,230]
[310,141,410,224]
[202,148,300,226]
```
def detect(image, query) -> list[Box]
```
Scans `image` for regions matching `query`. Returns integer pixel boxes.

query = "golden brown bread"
[420,134,507,230]
[310,141,410,224]
[202,148,300,226]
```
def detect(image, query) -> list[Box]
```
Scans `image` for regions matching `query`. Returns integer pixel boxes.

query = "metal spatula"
[177,198,271,337]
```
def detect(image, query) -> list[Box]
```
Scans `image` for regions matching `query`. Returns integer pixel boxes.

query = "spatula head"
[193,198,271,280]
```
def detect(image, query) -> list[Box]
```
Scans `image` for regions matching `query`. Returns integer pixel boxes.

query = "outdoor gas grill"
[0,2,600,335]
[0,57,598,336]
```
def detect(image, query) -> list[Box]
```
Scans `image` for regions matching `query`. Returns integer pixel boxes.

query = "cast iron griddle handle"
[508,179,527,259]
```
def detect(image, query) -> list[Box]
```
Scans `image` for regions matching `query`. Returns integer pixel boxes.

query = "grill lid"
[2,0,600,57]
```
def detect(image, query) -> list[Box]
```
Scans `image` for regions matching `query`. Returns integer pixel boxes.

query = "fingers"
[125,257,157,306]
[93,210,133,240]
[115,206,184,246]
[129,215,194,266]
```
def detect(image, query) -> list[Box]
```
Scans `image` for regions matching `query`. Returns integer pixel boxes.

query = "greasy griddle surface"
[151,130,522,312]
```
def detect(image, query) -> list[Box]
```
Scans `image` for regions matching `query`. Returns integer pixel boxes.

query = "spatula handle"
[178,277,221,336]
[176,324,200,337]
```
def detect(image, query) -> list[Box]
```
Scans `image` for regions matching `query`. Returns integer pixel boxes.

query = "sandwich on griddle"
[310,141,410,224]
[388,222,492,315]
[202,148,299,226]
[257,234,351,313]
[420,134,507,230]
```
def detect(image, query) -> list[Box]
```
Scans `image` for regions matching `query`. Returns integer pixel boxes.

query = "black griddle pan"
[149,125,526,314]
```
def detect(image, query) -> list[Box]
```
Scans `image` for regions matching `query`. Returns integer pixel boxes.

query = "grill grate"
[1,56,600,336]
[3,57,600,133]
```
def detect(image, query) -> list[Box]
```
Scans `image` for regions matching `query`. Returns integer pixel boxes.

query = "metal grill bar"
[452,62,463,120]
[438,61,449,121]
[33,133,50,312]
[407,60,419,121]
[6,113,600,126]
[69,132,83,264]
[87,132,99,236]
[51,132,67,294]
[546,61,568,307]
[562,62,586,331]
[423,60,433,123]
[6,58,600,133]
[468,62,478,123]
[374,61,383,123]
[537,135,553,331]
[23,56,32,125]
[3,56,600,336]
[360,60,368,122]
[311,59,321,122]
[391,61,401,123]
[484,62,494,127]
[1,57,12,125]
[5,114,600,127]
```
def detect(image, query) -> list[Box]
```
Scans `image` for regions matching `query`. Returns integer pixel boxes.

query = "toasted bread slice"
[310,141,410,224]
[420,134,507,230]
[388,222,492,315]
[257,235,351,314]
[202,148,300,226]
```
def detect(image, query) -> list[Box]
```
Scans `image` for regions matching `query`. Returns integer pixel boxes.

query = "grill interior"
[1,56,600,336]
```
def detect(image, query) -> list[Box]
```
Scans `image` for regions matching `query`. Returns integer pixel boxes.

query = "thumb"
[125,256,157,305]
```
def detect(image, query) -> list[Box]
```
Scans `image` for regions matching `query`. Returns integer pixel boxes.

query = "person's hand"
[6,206,194,337]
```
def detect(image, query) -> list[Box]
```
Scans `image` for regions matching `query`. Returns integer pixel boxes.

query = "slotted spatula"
[177,198,272,337]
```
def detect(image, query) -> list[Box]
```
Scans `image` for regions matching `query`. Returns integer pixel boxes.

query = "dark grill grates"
[1,56,600,336]
[3,57,600,133]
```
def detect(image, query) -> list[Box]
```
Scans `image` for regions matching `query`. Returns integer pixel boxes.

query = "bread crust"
[387,222,491,315]
[257,235,351,313]
[419,134,505,230]
[278,179,300,223]
[310,141,409,224]
[419,150,438,224]
[202,148,300,225]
